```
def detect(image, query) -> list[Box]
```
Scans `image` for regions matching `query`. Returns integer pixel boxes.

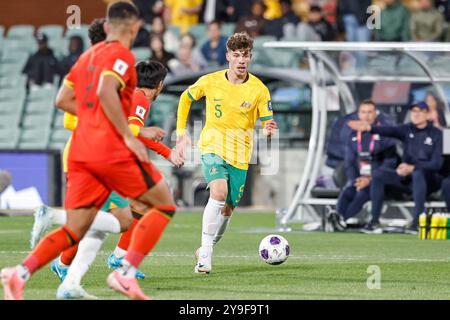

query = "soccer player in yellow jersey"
[176,32,277,274]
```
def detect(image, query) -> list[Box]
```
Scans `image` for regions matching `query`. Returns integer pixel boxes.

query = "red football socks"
[125,207,174,268]
[116,218,139,251]
[23,226,79,274]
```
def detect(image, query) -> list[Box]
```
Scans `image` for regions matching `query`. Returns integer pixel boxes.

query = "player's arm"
[257,87,277,137]
[55,79,77,115]
[176,77,205,159]
[97,74,149,163]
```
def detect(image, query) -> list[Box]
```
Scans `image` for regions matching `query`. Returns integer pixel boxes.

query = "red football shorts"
[65,159,163,210]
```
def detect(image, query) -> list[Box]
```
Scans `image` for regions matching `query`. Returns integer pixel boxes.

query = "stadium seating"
[22,113,53,129]
[18,127,50,149]
[37,25,64,39]
[53,111,66,129]
[132,47,151,62]
[0,100,25,117]
[0,127,20,149]
[2,38,37,54]
[0,113,21,129]
[7,24,35,39]
[0,50,29,66]
[189,24,207,41]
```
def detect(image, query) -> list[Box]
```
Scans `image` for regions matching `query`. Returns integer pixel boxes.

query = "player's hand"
[139,127,165,141]
[124,133,150,163]
[176,134,193,160]
[263,119,278,137]
[396,163,414,177]
[354,176,370,192]
[168,150,184,168]
[347,120,371,132]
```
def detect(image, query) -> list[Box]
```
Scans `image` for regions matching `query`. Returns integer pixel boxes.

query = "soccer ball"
[258,234,290,265]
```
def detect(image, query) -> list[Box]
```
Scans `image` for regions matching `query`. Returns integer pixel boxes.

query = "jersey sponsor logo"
[240,101,252,109]
[424,137,433,145]
[268,100,273,111]
[213,98,223,101]
[210,167,218,175]
[135,106,146,120]
[113,59,128,76]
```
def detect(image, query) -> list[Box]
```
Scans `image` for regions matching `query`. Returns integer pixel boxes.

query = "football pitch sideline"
[0,212,449,300]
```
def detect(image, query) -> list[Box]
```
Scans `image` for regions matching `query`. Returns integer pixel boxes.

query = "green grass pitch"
[1,212,450,300]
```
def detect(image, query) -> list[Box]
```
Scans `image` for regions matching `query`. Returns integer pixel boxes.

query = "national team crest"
[113,59,129,76]
[135,106,146,120]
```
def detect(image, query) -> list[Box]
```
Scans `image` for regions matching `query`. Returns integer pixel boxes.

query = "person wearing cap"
[329,100,398,232]
[348,101,444,234]
[22,32,62,90]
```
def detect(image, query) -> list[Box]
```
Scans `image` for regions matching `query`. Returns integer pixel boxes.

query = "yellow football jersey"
[179,70,273,170]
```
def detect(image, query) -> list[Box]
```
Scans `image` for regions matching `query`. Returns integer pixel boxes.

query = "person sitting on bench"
[348,101,444,234]
[330,100,397,232]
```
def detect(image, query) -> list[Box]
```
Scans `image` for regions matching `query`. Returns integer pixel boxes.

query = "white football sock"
[90,211,121,234]
[63,230,107,286]
[119,260,136,279]
[113,247,127,258]
[213,215,231,246]
[50,209,120,234]
[201,198,225,249]
[48,208,67,225]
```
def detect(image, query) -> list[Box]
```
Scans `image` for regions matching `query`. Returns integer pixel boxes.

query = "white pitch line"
[0,251,448,263]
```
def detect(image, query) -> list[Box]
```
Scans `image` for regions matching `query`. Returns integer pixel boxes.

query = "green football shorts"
[100,191,129,212]
[201,153,248,206]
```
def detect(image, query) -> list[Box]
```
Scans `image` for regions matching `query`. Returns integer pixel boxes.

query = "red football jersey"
[128,89,150,127]
[64,41,137,163]
[129,89,171,159]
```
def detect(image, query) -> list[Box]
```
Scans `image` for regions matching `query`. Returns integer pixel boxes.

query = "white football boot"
[194,246,212,274]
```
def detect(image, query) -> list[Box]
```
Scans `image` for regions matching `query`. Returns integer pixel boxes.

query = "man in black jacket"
[349,102,444,234]
[22,32,61,90]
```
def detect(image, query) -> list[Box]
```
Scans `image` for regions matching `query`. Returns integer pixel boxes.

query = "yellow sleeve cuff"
[64,79,74,89]
[101,71,126,91]
[129,124,141,137]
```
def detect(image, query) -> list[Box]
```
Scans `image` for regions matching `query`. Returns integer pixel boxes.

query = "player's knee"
[412,169,425,182]
[210,190,227,202]
[119,214,134,231]
[222,205,234,217]
[154,204,177,219]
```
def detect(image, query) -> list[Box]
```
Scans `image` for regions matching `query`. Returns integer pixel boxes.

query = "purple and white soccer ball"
[259,234,290,265]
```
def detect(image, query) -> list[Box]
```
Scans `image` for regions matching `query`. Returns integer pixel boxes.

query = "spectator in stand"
[235,0,268,38]
[133,18,151,47]
[149,15,179,53]
[337,0,372,42]
[425,92,447,129]
[179,32,208,69]
[264,0,301,39]
[263,0,283,20]
[60,35,84,77]
[133,0,164,23]
[200,0,234,23]
[169,44,202,75]
[22,32,61,90]
[411,0,445,42]
[227,0,253,22]
[164,0,203,34]
[435,0,450,21]
[149,34,176,71]
[374,0,411,42]
[200,20,228,67]
[308,4,336,41]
